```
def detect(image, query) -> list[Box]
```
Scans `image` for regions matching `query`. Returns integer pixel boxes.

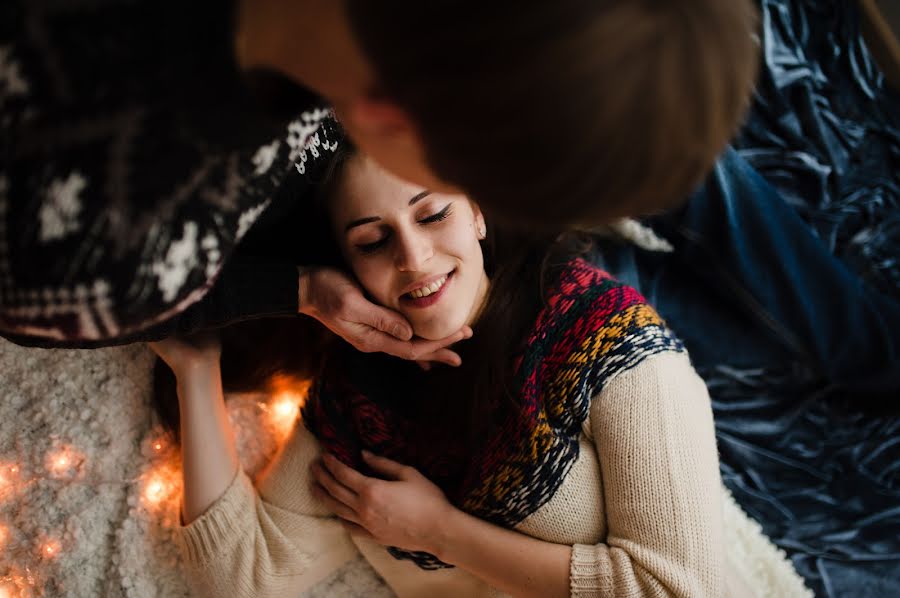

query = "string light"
[40,539,60,559]
[0,567,36,598]
[265,375,309,438]
[2,375,309,592]
[45,446,83,479]
[0,464,14,501]
[141,466,180,507]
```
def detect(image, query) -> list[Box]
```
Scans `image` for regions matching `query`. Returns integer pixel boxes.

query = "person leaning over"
[1,0,758,366]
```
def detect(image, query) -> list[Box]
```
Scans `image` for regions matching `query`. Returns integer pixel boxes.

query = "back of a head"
[345,0,759,229]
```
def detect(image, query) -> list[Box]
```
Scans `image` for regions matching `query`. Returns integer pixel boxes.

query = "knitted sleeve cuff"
[176,467,257,566]
[570,543,613,596]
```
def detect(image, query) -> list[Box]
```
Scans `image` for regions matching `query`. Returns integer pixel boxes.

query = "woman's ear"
[473,205,487,240]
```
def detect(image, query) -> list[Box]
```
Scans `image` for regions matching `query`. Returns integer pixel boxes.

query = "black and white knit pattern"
[1,0,341,346]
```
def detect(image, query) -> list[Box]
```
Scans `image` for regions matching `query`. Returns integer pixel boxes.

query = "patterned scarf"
[302,258,685,569]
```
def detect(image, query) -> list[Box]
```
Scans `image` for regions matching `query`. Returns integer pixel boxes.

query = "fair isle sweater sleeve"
[570,351,725,597]
[175,420,358,598]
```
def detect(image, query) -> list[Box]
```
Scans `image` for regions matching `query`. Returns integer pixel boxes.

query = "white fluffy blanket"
[0,338,809,597]
[0,339,391,597]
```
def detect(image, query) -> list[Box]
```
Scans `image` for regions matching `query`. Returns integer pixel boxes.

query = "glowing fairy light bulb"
[46,446,82,479]
[274,396,298,419]
[144,435,171,460]
[267,392,302,439]
[0,463,18,483]
[144,477,166,504]
[41,539,61,559]
[0,567,35,598]
[0,466,12,499]
[142,465,180,509]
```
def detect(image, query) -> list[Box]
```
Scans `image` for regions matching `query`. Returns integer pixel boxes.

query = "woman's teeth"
[407,275,448,299]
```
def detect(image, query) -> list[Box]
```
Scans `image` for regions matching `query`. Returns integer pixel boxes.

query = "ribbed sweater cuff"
[176,468,256,566]
[570,543,609,596]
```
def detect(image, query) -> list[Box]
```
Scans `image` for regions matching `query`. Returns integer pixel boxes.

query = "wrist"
[430,504,469,564]
[174,359,221,392]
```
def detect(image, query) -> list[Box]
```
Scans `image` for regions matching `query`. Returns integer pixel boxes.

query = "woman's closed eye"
[354,204,454,255]
[357,237,390,254]
[418,203,453,224]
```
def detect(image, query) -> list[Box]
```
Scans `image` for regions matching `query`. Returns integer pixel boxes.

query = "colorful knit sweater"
[301,258,684,568]
[175,259,811,597]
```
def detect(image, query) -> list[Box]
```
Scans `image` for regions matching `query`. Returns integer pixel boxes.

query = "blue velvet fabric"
[592,1,900,595]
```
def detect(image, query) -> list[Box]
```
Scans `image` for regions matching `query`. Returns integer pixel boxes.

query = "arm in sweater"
[173,363,356,598]
[432,351,724,598]
[569,351,724,596]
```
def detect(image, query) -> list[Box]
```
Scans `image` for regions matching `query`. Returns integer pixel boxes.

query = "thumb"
[362,450,409,480]
[361,304,413,341]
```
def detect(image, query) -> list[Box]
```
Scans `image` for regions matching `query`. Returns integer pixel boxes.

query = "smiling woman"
[153,139,812,597]
[327,150,490,341]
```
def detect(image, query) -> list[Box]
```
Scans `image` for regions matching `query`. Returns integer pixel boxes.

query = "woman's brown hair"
[303,141,589,455]
[345,0,760,229]
[154,143,589,451]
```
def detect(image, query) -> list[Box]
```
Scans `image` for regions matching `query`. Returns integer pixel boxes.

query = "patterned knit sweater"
[175,261,808,597]
[1,0,339,348]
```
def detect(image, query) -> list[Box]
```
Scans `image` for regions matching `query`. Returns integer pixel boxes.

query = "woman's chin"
[411,317,464,342]
[412,326,449,342]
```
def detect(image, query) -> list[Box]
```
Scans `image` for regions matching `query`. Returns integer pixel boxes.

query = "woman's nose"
[394,230,433,272]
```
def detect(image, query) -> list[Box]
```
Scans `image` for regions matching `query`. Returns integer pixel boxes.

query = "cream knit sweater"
[175,351,810,597]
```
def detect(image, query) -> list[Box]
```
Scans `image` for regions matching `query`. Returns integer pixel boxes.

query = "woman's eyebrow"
[345,216,380,232]
[408,190,432,206]
[345,191,433,232]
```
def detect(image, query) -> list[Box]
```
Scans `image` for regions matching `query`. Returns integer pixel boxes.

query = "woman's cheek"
[355,257,395,306]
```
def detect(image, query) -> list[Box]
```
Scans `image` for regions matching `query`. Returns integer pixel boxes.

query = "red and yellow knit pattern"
[304,258,685,570]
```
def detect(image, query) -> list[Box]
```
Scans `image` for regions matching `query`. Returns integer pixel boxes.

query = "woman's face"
[330,154,489,341]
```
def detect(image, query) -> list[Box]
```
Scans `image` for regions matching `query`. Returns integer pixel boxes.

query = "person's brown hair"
[152,142,587,454]
[345,0,759,229]
[304,141,591,456]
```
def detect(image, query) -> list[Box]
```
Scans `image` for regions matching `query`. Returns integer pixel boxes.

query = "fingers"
[370,326,473,362]
[425,326,473,349]
[304,269,413,341]
[321,453,368,493]
[418,348,461,367]
[361,450,409,481]
[354,301,413,341]
[404,326,471,364]
[311,483,360,524]
[311,460,358,508]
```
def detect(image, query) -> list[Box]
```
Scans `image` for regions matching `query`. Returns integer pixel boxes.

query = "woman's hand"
[311,451,455,555]
[148,332,221,380]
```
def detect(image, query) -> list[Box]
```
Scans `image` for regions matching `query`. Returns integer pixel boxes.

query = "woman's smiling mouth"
[400,270,455,308]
